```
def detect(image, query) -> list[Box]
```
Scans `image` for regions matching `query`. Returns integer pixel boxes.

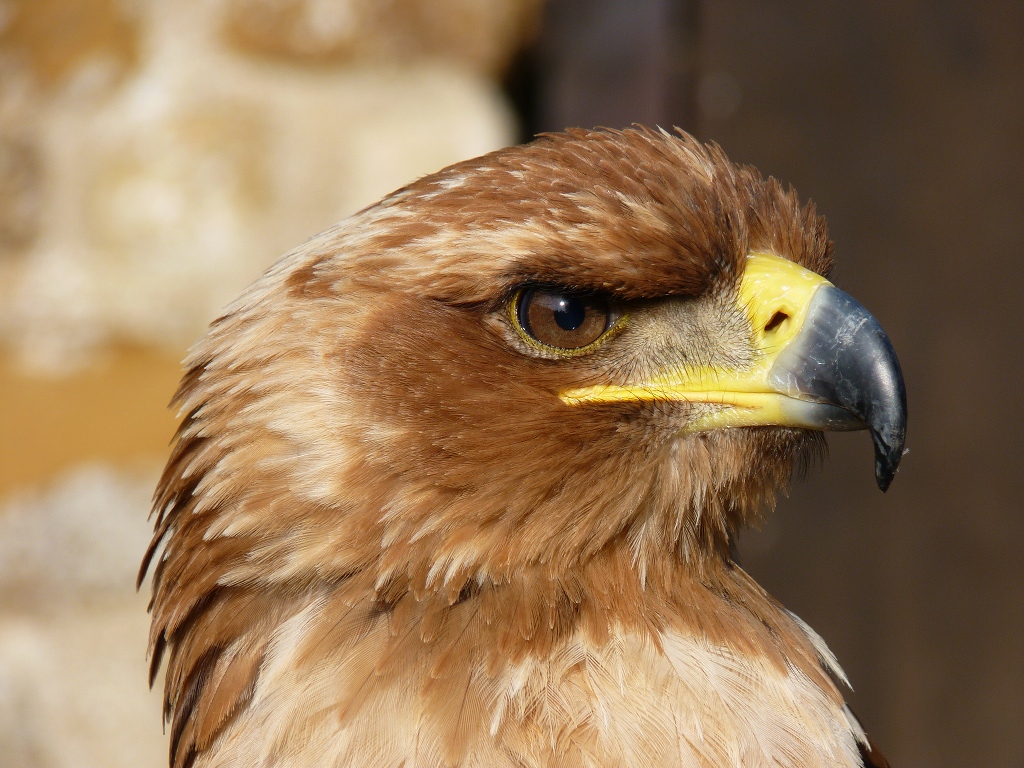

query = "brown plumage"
[142,127,903,768]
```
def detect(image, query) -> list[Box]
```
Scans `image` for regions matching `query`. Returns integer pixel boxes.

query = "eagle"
[141,127,906,768]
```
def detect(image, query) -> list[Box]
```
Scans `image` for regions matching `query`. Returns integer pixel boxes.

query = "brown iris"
[516,288,613,351]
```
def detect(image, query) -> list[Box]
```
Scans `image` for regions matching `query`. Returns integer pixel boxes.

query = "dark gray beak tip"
[863,319,907,492]
[874,446,900,492]
[870,389,907,492]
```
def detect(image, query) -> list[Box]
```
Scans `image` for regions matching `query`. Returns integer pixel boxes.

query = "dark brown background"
[514,1,1024,765]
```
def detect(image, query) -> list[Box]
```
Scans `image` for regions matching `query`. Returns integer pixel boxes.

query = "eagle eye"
[514,288,615,352]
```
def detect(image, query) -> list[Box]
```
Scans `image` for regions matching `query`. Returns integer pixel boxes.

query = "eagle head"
[143,127,905,768]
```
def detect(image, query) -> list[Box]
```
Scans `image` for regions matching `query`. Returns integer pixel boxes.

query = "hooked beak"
[560,253,908,491]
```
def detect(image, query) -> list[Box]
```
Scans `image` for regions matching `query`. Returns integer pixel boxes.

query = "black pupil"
[553,297,586,331]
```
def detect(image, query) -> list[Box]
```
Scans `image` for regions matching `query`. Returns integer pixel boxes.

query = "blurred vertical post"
[508,0,701,137]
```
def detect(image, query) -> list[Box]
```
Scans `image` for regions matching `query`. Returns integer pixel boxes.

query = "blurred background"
[0,1,1020,766]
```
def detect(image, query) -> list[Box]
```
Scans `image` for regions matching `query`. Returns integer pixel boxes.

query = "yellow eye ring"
[509,287,626,356]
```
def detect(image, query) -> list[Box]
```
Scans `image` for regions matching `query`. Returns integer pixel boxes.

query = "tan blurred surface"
[222,0,541,74]
[0,347,181,497]
[0,0,140,88]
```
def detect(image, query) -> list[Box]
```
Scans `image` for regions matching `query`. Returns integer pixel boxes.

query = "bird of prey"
[142,127,906,768]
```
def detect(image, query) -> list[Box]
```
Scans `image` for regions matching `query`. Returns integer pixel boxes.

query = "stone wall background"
[0,0,536,370]
[0,1,538,765]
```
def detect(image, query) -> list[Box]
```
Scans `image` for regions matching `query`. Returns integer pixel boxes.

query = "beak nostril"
[764,310,789,333]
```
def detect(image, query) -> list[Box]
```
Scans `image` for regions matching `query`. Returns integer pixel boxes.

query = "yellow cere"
[559,253,833,431]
